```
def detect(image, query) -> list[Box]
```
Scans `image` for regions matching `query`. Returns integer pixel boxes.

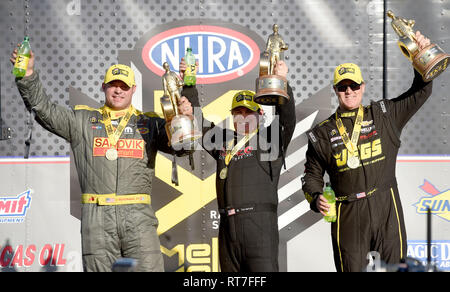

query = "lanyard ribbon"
[335,105,364,157]
[100,105,136,148]
[225,129,258,166]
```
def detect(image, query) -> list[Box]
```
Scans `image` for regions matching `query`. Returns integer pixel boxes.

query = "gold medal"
[347,155,360,169]
[335,105,364,170]
[219,167,228,180]
[105,148,118,161]
[101,105,136,162]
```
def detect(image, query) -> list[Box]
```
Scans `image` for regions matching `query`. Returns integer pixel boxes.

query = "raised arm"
[11,46,79,144]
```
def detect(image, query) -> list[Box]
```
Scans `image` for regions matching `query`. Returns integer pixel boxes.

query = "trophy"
[387,10,450,82]
[254,24,290,105]
[160,62,202,149]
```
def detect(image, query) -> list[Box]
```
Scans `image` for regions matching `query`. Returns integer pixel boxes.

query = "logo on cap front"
[339,67,355,75]
[235,94,253,102]
[112,68,129,77]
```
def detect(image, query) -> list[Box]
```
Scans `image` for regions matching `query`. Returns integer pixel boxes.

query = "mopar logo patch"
[141,25,260,84]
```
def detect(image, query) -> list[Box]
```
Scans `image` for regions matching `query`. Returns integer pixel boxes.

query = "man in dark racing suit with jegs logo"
[302,31,433,272]
[180,59,295,271]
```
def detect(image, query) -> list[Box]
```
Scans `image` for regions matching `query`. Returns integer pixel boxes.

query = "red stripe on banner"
[0,161,70,165]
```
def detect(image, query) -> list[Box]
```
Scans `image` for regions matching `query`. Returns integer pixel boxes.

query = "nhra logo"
[141,25,260,84]
[415,180,450,222]
[0,190,33,224]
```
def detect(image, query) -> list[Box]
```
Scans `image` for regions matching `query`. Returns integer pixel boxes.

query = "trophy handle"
[259,52,270,77]
[398,36,419,60]
[160,95,176,122]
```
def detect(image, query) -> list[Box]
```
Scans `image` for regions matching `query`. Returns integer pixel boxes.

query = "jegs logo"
[0,190,33,224]
[141,25,260,84]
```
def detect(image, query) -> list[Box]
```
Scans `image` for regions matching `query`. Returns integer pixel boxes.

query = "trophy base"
[166,115,202,149]
[170,131,202,149]
[254,75,289,105]
[413,44,450,82]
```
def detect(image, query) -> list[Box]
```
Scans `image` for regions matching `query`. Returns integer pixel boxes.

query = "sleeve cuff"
[305,191,322,213]
[16,71,38,87]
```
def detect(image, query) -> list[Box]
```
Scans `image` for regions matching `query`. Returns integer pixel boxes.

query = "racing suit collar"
[336,105,361,118]
[101,105,135,120]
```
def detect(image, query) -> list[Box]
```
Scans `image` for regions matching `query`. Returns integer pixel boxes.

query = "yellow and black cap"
[333,63,364,86]
[104,64,136,87]
[231,90,261,112]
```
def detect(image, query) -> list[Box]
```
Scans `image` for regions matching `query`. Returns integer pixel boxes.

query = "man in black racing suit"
[302,32,433,272]
[181,59,296,271]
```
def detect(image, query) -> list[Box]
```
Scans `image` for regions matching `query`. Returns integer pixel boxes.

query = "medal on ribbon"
[335,105,364,169]
[101,105,136,161]
[220,129,258,180]
[346,155,360,169]
[105,148,118,161]
[219,167,228,180]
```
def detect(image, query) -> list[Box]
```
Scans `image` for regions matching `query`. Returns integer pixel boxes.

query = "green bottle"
[13,36,31,78]
[183,47,196,86]
[323,182,336,222]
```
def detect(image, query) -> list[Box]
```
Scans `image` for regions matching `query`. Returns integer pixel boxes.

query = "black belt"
[336,179,397,202]
[336,188,377,202]
[219,203,277,217]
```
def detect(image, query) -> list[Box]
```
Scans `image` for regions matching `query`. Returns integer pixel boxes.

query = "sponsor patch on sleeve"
[308,131,318,143]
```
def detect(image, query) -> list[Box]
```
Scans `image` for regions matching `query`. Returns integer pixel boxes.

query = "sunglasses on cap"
[335,83,361,92]
[235,94,254,102]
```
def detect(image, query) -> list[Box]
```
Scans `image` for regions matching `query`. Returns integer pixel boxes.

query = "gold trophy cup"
[254,24,290,105]
[387,10,450,82]
[161,62,202,149]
